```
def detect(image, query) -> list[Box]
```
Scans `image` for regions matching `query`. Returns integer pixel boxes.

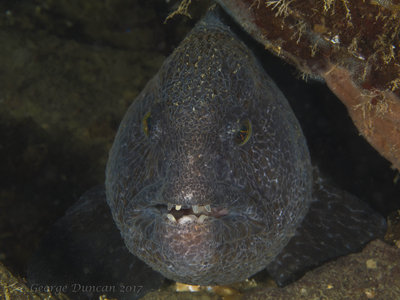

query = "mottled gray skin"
[106,11,312,285]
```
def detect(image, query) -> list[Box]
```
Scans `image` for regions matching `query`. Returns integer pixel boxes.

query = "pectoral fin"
[28,186,164,299]
[266,177,387,287]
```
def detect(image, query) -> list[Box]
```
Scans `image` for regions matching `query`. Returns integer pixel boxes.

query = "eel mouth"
[156,203,229,225]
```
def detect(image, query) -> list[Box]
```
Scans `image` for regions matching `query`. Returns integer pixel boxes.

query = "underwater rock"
[247,240,400,299]
[0,261,70,299]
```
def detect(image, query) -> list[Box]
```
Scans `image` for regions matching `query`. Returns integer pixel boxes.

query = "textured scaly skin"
[106,11,312,285]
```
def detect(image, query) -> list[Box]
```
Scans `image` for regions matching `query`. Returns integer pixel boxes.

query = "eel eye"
[235,119,252,145]
[142,111,152,137]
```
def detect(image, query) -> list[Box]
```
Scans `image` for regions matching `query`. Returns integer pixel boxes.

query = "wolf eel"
[28,6,386,299]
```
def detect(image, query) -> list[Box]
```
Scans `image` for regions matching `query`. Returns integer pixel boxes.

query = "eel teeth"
[178,215,197,224]
[167,214,176,222]
[197,215,208,224]
[165,203,212,214]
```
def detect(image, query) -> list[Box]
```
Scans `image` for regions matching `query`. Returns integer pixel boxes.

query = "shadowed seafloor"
[0,0,399,299]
